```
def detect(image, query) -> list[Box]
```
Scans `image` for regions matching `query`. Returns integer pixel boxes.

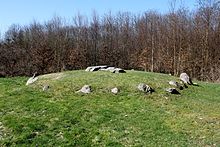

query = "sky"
[0,0,197,35]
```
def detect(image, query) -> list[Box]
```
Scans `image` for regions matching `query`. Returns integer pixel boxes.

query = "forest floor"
[0,70,220,146]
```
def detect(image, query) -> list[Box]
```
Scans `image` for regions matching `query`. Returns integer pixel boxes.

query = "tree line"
[0,0,220,81]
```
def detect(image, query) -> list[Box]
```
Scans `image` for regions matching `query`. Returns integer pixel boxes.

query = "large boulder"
[180,73,193,85]
[137,83,154,93]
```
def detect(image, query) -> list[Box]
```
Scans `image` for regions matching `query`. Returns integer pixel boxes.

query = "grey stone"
[43,85,49,91]
[85,66,126,73]
[166,88,180,94]
[26,73,38,85]
[112,68,126,73]
[137,83,153,93]
[78,85,91,94]
[90,67,101,72]
[169,81,178,87]
[104,67,116,72]
[180,73,193,85]
[85,66,108,72]
[169,80,183,90]
[98,65,108,69]
[111,87,119,94]
[85,67,93,72]
[85,66,100,72]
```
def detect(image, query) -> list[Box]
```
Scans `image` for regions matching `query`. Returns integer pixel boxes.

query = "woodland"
[0,0,219,81]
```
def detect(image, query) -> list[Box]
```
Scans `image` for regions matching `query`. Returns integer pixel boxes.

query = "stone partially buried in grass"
[111,87,119,94]
[137,83,154,93]
[77,85,92,94]
[43,84,49,91]
[166,88,180,94]
[169,80,183,90]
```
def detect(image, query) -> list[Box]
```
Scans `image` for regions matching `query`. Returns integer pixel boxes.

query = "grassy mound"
[0,70,220,146]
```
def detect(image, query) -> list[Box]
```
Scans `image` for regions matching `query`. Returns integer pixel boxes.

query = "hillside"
[0,70,220,146]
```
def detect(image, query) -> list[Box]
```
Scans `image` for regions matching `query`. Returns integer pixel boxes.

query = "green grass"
[0,70,220,146]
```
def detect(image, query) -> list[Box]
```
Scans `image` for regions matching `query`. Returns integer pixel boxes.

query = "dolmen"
[85,66,126,73]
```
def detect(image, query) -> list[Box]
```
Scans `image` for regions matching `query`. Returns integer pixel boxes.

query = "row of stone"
[76,85,119,94]
[76,72,194,95]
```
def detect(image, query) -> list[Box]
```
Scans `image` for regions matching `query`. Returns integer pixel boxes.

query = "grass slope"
[0,70,220,146]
